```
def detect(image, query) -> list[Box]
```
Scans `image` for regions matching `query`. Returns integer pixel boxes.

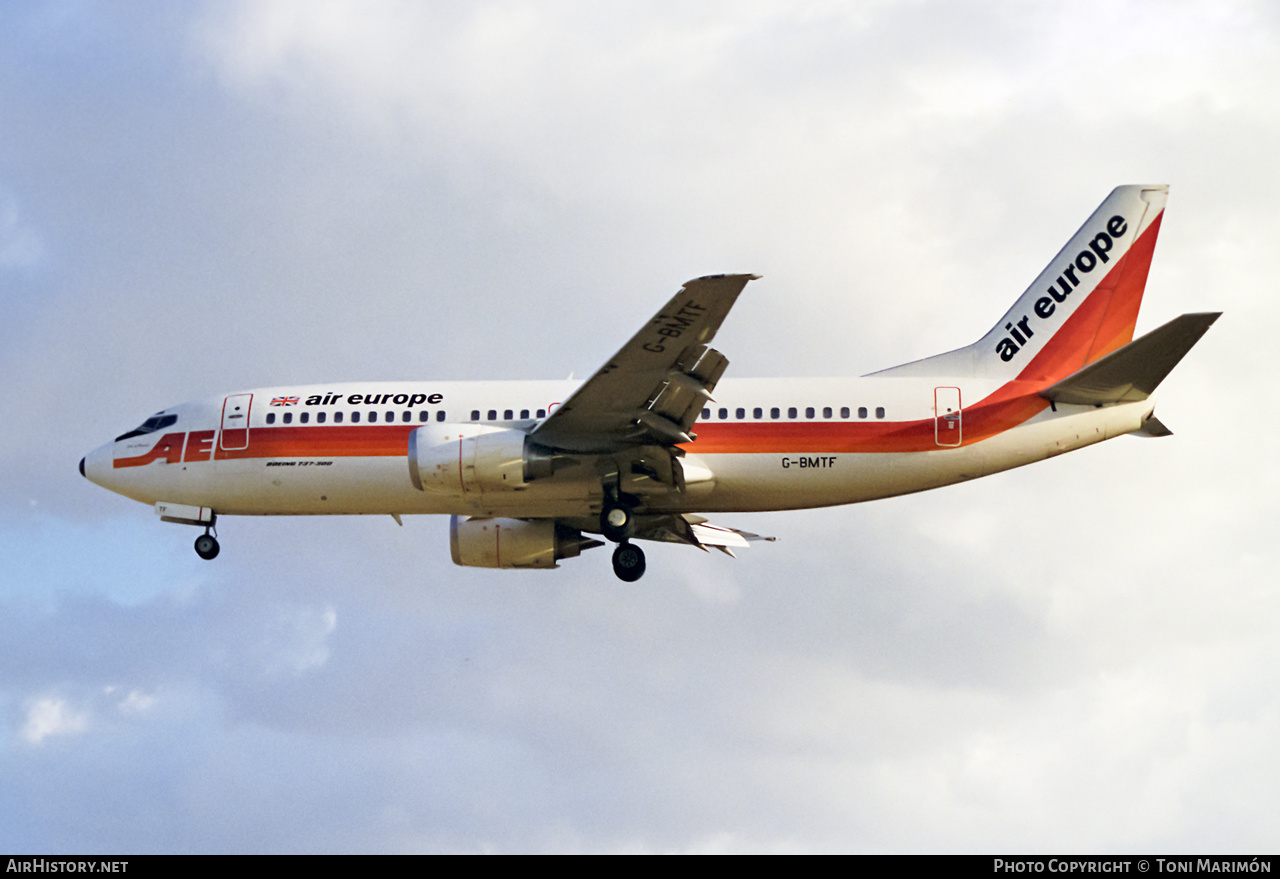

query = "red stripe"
[686,385,1048,454]
[214,425,415,460]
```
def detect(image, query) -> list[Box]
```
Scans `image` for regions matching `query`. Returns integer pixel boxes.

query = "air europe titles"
[995,214,1129,362]
[298,392,444,407]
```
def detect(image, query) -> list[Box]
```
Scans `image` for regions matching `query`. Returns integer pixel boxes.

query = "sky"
[1,0,1277,854]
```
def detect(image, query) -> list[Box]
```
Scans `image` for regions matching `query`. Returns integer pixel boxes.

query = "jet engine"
[449,516,603,569]
[408,424,559,495]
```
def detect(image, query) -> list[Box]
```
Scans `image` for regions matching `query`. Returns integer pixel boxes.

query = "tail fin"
[874,185,1169,383]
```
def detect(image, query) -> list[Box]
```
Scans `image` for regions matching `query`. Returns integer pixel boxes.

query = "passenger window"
[266,412,276,425]
[754,407,763,419]
[876,407,886,419]
[841,407,850,419]
[351,412,360,423]
[736,408,745,419]
[805,407,814,419]
[503,409,512,420]
[317,412,327,424]
[770,407,780,419]
[702,408,711,420]
[823,407,832,419]
[368,412,378,423]
[402,411,411,422]
[718,407,728,420]
[300,412,309,424]
[787,407,797,419]
[521,409,530,419]
[537,409,546,418]
[419,411,429,422]
[334,412,343,424]
[858,407,868,419]
[487,410,497,421]
[283,412,293,424]
[471,410,480,421]
[437,411,446,422]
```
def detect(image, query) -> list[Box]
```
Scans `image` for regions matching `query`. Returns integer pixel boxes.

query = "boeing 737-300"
[81,185,1219,581]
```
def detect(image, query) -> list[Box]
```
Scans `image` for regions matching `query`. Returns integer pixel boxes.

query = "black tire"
[600,502,633,543]
[194,534,220,560]
[611,542,646,582]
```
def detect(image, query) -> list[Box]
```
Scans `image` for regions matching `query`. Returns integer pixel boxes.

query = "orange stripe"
[214,425,415,460]
[686,383,1049,454]
[1085,211,1162,363]
[208,378,1058,461]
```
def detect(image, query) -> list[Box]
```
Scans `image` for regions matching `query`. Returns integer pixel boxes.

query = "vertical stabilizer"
[874,185,1168,384]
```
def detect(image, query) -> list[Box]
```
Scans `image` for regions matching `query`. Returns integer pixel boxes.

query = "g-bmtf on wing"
[81,185,1219,582]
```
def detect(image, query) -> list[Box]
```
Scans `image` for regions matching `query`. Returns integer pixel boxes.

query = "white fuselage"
[81,376,1154,522]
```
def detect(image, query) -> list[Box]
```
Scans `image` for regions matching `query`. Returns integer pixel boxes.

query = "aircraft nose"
[81,443,115,489]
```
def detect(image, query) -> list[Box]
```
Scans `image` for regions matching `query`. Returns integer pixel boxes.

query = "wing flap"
[632,513,775,555]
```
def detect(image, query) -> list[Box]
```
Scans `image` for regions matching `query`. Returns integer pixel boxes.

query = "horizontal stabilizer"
[1130,415,1173,437]
[1041,312,1220,405]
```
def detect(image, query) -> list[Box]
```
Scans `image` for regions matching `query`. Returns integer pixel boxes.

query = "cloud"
[0,0,1275,854]
[22,697,88,745]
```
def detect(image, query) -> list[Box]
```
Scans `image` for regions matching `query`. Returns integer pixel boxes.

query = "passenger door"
[220,394,252,451]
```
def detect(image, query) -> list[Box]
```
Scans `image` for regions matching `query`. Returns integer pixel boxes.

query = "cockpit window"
[115,412,178,441]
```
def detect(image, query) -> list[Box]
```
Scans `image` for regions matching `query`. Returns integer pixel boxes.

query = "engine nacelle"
[449,516,603,569]
[409,424,557,495]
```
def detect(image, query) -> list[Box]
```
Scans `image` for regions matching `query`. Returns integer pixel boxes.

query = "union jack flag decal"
[270,396,300,407]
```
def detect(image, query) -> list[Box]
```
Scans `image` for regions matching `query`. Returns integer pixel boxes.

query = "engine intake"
[409,424,559,495]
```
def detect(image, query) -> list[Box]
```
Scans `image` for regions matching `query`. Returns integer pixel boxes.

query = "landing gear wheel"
[601,502,634,543]
[611,542,646,582]
[194,533,220,560]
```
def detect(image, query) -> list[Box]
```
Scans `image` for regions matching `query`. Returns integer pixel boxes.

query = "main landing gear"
[194,525,220,560]
[611,542,646,582]
[602,500,645,581]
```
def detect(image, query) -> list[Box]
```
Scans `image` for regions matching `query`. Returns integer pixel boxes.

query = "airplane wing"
[530,273,759,453]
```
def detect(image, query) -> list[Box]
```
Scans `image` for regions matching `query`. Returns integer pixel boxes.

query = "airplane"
[81,185,1218,582]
